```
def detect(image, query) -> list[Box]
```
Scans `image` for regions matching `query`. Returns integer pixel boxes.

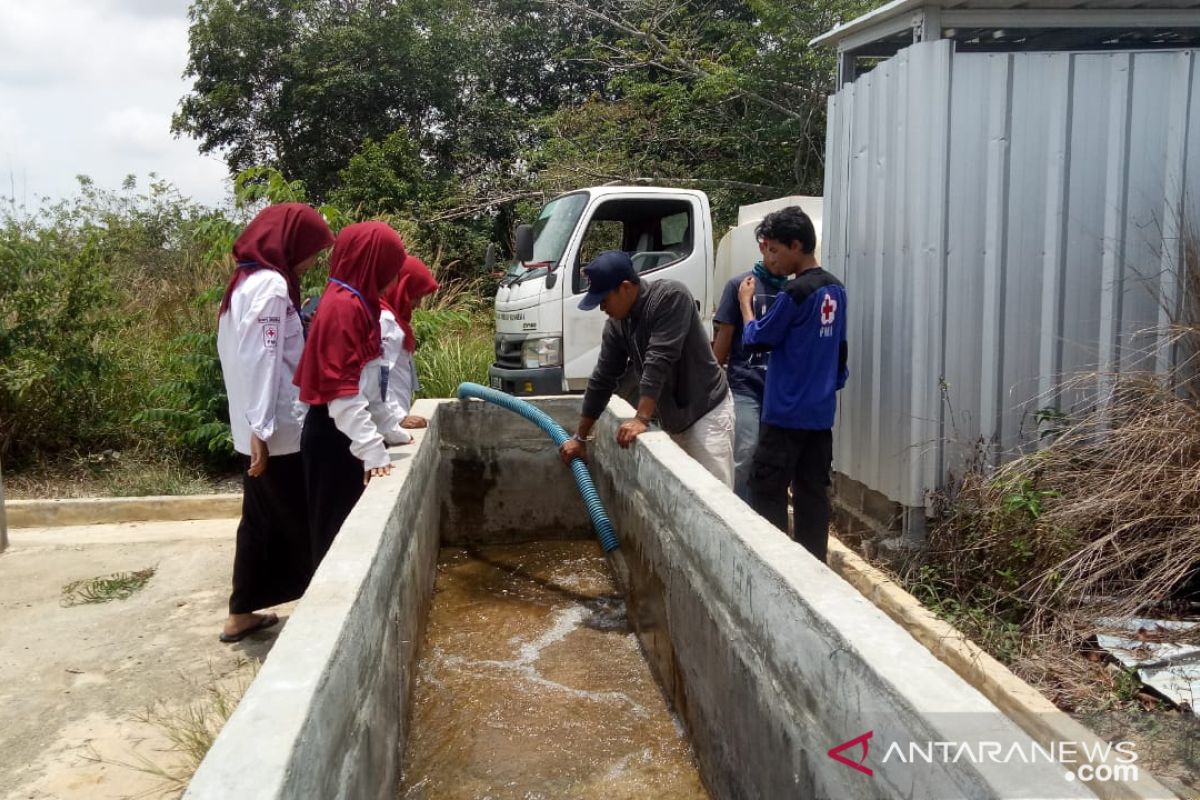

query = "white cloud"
[103,107,174,157]
[0,1,230,207]
[98,0,193,19]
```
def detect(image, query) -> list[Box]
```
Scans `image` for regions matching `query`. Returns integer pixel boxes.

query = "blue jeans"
[732,392,761,501]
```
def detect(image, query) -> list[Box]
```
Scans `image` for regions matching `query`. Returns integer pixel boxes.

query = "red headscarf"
[380,255,440,352]
[293,222,407,405]
[218,203,334,316]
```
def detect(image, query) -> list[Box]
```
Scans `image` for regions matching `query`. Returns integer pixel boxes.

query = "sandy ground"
[0,518,291,800]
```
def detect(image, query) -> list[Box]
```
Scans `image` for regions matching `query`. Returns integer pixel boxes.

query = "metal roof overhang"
[813,0,1200,52]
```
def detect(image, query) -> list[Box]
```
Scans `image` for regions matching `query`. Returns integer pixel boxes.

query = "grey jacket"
[581,279,729,433]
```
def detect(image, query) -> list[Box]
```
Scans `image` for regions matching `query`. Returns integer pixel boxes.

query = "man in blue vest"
[713,239,787,501]
[739,207,848,562]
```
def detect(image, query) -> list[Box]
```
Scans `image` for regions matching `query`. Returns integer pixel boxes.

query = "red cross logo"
[820,293,838,326]
[263,324,279,348]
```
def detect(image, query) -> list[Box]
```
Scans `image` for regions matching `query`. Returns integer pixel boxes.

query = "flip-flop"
[218,612,280,643]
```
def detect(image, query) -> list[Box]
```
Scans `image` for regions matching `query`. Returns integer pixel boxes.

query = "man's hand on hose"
[559,436,587,464]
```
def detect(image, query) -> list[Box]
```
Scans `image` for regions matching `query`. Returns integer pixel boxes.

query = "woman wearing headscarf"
[293,221,407,565]
[379,255,440,430]
[216,203,334,643]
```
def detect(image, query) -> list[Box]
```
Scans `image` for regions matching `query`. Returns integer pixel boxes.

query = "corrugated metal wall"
[824,40,1200,511]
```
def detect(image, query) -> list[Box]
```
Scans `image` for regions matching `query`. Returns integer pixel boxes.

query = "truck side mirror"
[485,243,496,272]
[515,224,534,263]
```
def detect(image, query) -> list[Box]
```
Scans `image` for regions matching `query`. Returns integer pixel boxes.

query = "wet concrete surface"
[399,541,709,800]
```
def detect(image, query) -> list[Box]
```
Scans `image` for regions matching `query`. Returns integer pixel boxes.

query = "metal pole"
[0,456,8,553]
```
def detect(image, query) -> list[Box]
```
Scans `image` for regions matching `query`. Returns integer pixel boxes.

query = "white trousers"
[668,391,736,488]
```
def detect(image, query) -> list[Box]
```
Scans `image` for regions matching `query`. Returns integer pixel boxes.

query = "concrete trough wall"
[186,397,1103,800]
[184,398,591,800]
[435,397,589,545]
[185,399,442,800]
[587,400,1106,800]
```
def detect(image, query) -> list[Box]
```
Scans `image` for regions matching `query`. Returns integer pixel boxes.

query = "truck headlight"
[522,337,562,369]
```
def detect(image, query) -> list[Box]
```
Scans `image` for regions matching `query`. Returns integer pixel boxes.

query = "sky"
[0,0,231,209]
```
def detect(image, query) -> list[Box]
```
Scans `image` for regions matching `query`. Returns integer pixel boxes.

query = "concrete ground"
[0,518,289,800]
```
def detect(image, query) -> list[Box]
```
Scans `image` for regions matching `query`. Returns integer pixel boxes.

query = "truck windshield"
[505,192,588,283]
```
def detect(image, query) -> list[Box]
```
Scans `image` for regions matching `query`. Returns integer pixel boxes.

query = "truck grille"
[493,334,524,369]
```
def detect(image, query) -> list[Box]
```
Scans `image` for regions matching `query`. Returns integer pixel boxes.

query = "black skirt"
[229,452,313,615]
[301,403,367,568]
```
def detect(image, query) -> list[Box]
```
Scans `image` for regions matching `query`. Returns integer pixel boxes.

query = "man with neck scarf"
[378,255,440,432]
[738,206,848,563]
[216,203,334,643]
[293,222,406,566]
[713,239,789,500]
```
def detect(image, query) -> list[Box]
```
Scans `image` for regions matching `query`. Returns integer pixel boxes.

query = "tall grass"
[411,277,494,398]
[414,327,494,398]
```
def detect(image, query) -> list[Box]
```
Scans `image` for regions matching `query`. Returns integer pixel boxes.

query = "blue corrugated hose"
[456,382,619,553]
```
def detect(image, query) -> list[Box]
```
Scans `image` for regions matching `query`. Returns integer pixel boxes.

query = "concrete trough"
[184,396,1113,800]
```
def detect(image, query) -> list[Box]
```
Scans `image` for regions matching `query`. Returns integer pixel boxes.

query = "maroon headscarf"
[380,255,439,353]
[293,222,407,405]
[219,203,334,316]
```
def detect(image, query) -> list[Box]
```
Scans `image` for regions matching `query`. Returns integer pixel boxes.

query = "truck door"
[561,193,710,391]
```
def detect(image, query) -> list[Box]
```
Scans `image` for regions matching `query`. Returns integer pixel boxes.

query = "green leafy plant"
[0,215,121,460]
[1000,478,1061,519]
[134,288,236,469]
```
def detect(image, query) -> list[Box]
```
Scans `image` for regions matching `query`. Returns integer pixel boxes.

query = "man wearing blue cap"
[558,251,735,486]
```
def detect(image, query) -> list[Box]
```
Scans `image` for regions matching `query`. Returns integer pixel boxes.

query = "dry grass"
[906,234,1200,713]
[91,660,257,798]
[4,447,238,499]
[916,374,1200,709]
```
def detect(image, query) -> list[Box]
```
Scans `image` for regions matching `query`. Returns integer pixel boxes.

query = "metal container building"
[815,0,1200,549]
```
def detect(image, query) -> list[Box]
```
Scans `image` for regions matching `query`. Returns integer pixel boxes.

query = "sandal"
[218,612,280,643]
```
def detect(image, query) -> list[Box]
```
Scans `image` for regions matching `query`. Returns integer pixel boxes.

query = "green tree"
[175,0,612,198]
[177,0,875,273]
[535,0,874,202]
[330,130,440,218]
[177,0,454,197]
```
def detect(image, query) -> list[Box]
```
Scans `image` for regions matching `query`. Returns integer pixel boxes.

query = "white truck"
[487,185,821,396]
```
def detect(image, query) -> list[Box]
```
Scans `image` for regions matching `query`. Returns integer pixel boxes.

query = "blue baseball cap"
[578,251,637,310]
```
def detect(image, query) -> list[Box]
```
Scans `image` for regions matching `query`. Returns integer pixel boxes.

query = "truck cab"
[489,186,713,395]
[488,187,822,396]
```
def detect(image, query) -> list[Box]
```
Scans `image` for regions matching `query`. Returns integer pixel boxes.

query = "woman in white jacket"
[379,255,440,430]
[215,203,334,643]
[293,222,407,565]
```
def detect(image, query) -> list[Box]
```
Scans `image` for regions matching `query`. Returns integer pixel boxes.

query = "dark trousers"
[229,452,313,614]
[301,404,367,568]
[748,425,833,563]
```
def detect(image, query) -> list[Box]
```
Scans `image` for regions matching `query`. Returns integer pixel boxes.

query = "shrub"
[0,177,230,467]
[0,216,122,462]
